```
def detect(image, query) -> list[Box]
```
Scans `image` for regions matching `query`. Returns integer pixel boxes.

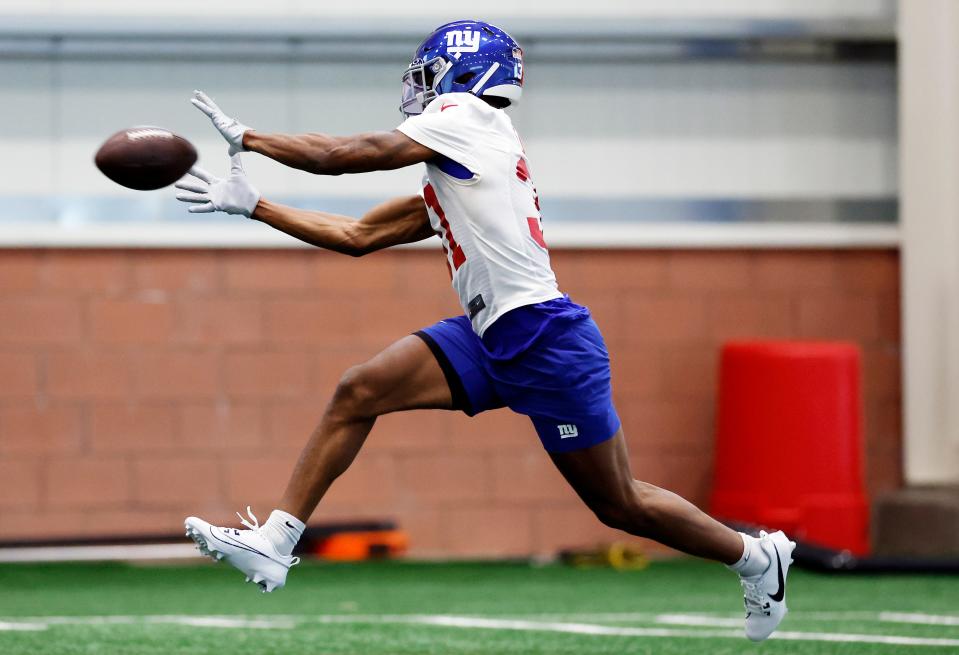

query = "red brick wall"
[0,248,901,557]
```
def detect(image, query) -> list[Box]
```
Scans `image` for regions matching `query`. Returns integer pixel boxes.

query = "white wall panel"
[515,59,897,197]
[54,61,294,195]
[900,0,959,483]
[44,0,295,17]
[0,55,896,203]
[0,0,898,233]
[33,0,894,20]
[526,139,894,198]
[0,1,54,14]
[287,60,422,198]
[519,61,895,140]
[0,61,55,195]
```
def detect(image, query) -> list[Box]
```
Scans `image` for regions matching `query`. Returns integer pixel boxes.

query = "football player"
[177,20,794,642]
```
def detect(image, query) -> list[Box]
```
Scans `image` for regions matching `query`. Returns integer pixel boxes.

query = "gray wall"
[0,1,898,227]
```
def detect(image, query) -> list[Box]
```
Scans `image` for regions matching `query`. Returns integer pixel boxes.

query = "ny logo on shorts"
[557,424,579,439]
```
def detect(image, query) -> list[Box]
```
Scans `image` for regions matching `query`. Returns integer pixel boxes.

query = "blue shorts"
[414,304,621,453]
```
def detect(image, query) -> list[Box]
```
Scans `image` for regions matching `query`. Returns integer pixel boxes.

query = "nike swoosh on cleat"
[208,528,293,569]
[208,527,271,559]
[768,547,785,602]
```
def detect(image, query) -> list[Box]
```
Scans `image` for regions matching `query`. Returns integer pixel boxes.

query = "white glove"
[175,153,261,217]
[191,90,251,153]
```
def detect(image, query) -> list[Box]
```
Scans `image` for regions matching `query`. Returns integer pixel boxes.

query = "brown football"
[95,127,198,191]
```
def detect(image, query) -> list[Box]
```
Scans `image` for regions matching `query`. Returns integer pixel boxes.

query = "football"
[94,126,197,190]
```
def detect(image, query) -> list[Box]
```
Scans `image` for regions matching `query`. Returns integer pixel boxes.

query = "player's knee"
[591,484,657,534]
[592,501,633,532]
[331,364,382,419]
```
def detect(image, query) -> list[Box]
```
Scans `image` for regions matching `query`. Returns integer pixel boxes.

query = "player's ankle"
[262,509,305,557]
[727,532,770,578]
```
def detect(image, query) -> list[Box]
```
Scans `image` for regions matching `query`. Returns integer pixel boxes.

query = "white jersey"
[397,92,562,336]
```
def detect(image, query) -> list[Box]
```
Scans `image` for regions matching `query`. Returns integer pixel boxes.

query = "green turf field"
[1,559,957,654]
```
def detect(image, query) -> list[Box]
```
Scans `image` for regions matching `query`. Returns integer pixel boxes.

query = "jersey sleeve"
[397,98,483,178]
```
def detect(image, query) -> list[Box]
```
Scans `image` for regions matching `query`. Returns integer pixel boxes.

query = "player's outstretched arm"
[244,130,434,175]
[191,90,434,175]
[175,150,433,255]
[252,194,434,256]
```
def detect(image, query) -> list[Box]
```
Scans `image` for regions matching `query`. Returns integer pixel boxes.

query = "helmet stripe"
[470,62,500,95]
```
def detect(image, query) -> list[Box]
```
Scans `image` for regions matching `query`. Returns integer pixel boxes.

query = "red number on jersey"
[423,183,466,272]
[517,157,547,250]
[527,217,547,249]
[516,157,530,182]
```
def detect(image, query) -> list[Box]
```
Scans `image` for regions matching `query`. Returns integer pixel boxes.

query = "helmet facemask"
[400,56,451,116]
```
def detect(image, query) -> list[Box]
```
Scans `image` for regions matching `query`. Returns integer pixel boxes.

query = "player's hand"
[174,152,261,217]
[191,90,251,153]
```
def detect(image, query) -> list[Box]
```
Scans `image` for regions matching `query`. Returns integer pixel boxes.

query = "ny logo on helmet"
[446,29,481,59]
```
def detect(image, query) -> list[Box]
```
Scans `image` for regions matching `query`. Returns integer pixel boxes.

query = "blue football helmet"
[400,20,524,116]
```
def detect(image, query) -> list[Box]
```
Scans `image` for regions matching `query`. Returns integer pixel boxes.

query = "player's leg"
[278,334,453,521]
[495,307,793,641]
[186,315,503,593]
[268,315,500,548]
[549,433,795,641]
[185,333,453,592]
[506,313,746,561]
[548,430,743,562]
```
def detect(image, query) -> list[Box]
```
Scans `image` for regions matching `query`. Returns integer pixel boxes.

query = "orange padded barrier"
[309,530,409,561]
[711,341,869,555]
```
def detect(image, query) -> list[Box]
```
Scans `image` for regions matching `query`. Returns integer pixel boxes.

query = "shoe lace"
[234,505,301,567]
[236,505,261,532]
[741,578,769,617]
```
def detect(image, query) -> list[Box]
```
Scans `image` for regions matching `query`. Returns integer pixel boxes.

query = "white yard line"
[466,610,924,622]
[654,611,959,628]
[655,614,745,628]
[391,615,959,648]
[0,621,48,631]
[0,544,200,563]
[2,612,958,647]
[0,615,295,630]
[146,616,296,629]
[406,614,736,637]
[880,613,959,627]
[770,631,959,648]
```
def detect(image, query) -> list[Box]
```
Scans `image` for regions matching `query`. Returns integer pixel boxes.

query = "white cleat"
[740,530,796,642]
[184,506,299,594]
